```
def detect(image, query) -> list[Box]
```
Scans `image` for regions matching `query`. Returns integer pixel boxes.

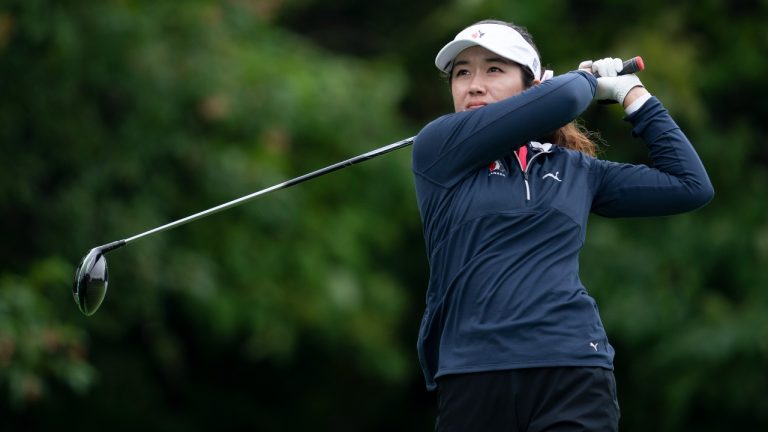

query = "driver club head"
[73,247,109,316]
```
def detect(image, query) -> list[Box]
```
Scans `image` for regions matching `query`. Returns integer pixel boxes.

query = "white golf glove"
[578,57,643,105]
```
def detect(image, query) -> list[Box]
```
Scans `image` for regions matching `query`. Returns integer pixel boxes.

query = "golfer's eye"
[488,66,503,73]
[453,68,469,78]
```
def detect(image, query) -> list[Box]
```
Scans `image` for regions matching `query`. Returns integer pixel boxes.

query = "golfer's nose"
[468,76,486,95]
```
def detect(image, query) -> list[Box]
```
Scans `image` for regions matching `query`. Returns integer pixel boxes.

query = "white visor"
[435,23,542,80]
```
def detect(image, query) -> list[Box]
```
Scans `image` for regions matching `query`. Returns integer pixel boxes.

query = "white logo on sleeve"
[589,342,599,351]
[542,171,562,182]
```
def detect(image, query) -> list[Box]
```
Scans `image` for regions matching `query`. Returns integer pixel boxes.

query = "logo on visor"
[489,160,507,177]
[471,30,485,39]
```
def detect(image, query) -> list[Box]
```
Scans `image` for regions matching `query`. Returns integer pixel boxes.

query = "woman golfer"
[412,19,713,431]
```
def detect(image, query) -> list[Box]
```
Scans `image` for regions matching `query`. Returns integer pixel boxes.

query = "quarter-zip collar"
[514,141,554,201]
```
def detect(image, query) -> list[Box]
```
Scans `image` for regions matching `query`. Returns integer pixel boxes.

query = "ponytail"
[547,122,599,157]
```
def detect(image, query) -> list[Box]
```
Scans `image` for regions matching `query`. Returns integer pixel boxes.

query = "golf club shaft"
[95,55,642,251]
[102,136,415,247]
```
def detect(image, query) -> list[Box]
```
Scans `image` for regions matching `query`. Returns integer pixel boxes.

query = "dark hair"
[445,19,599,156]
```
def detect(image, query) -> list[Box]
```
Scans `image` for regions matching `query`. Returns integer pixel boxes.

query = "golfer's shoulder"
[412,114,455,168]
[549,145,601,178]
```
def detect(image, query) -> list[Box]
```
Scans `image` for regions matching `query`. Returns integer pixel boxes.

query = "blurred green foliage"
[1,0,766,431]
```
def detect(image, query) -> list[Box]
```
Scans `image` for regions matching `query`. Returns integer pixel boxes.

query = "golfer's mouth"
[466,102,487,110]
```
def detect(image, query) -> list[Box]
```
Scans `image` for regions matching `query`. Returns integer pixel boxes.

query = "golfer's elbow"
[697,181,715,208]
[561,71,596,119]
[685,177,715,211]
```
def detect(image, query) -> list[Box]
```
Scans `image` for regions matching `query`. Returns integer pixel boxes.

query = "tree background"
[1,0,766,430]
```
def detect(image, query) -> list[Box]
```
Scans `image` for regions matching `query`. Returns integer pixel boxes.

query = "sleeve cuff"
[624,93,652,115]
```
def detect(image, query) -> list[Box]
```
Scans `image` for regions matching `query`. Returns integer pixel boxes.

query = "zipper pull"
[524,176,531,200]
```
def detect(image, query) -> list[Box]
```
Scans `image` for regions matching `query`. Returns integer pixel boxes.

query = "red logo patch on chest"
[488,160,507,177]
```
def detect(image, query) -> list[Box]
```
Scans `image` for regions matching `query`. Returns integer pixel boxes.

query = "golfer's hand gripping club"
[578,56,645,105]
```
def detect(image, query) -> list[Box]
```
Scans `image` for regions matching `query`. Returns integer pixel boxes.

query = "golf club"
[73,56,645,316]
[72,135,415,316]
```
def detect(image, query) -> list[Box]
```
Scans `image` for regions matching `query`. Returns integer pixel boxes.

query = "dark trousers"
[435,367,620,432]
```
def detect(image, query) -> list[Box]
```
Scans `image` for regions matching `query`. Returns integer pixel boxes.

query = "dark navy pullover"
[412,70,713,391]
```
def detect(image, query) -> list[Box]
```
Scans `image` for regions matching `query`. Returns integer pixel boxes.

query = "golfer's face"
[450,46,527,113]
